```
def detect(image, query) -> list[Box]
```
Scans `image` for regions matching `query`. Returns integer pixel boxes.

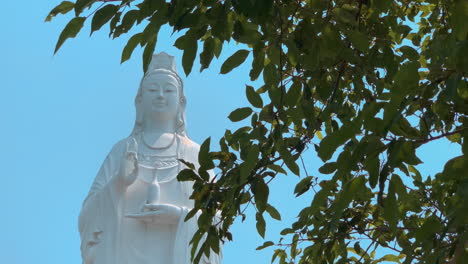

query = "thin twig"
[415,128,466,144]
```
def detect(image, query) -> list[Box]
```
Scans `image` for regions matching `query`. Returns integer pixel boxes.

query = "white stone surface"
[79,53,222,264]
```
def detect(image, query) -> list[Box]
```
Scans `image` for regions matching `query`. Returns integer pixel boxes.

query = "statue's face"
[140,72,180,120]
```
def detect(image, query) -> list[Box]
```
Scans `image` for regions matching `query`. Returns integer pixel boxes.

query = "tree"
[47,0,467,263]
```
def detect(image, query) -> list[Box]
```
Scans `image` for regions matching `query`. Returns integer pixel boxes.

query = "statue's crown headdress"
[146,52,178,75]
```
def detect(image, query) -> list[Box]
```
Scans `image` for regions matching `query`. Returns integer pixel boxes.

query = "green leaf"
[117,9,140,35]
[255,212,266,238]
[277,142,300,175]
[54,17,86,54]
[388,140,422,166]
[452,0,468,40]
[348,30,369,52]
[318,162,337,174]
[256,241,274,250]
[240,144,259,180]
[184,208,198,221]
[178,159,195,170]
[45,1,74,22]
[246,85,263,108]
[74,0,94,16]
[198,137,213,170]
[253,178,269,212]
[415,217,443,243]
[220,49,250,74]
[142,38,156,73]
[318,122,359,161]
[294,176,313,197]
[265,204,281,220]
[447,133,461,143]
[286,81,302,107]
[250,45,265,81]
[121,33,143,63]
[365,156,380,188]
[182,40,198,76]
[383,176,399,230]
[309,183,331,215]
[228,107,253,122]
[329,176,365,230]
[267,164,287,175]
[213,37,222,58]
[379,254,401,263]
[91,4,119,34]
[200,38,215,72]
[177,168,198,181]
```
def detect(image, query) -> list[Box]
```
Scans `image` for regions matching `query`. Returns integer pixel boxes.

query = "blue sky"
[0,1,461,263]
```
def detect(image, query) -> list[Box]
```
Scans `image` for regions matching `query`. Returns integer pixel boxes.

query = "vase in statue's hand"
[146,181,161,206]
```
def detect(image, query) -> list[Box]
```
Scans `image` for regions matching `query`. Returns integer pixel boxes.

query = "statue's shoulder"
[179,135,201,152]
[108,137,132,155]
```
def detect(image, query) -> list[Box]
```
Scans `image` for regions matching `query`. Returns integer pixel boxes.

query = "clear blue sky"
[0,1,461,263]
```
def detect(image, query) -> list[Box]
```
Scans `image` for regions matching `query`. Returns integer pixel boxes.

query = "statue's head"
[131,52,187,137]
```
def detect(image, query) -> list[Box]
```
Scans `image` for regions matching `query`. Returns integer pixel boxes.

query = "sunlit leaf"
[45,1,74,22]
[54,17,86,53]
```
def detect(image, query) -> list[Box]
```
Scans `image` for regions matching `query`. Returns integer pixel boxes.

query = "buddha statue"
[78,52,222,264]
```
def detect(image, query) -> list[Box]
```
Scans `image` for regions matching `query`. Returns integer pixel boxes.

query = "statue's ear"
[180,96,187,106]
[135,94,142,103]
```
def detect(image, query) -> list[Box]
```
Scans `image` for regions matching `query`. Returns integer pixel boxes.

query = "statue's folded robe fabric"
[78,136,221,264]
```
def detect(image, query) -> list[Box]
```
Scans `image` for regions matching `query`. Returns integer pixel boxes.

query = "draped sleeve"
[78,140,126,264]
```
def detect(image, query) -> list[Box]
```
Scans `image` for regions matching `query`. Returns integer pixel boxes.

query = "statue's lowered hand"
[125,204,182,224]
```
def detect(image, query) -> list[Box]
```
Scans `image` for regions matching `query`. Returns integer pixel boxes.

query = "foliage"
[48,0,468,263]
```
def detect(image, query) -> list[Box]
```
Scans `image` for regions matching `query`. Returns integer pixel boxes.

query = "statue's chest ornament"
[137,153,180,184]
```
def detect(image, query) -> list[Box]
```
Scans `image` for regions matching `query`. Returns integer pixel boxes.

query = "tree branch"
[415,128,466,144]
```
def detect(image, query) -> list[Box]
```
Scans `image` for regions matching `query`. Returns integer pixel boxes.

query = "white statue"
[78,52,222,264]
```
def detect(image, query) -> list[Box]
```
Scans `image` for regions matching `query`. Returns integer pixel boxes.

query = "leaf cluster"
[48,0,468,263]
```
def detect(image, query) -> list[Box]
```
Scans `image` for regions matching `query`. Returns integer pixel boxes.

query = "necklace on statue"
[141,132,177,150]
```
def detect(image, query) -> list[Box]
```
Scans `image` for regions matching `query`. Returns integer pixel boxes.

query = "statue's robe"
[78,135,221,264]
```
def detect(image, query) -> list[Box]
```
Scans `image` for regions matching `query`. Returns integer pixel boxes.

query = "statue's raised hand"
[117,138,139,188]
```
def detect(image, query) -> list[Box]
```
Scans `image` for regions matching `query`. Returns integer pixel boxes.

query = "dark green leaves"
[182,40,198,76]
[174,30,199,76]
[256,241,274,250]
[318,162,337,174]
[49,1,468,263]
[318,122,359,161]
[246,85,263,108]
[45,1,74,22]
[200,38,215,72]
[121,33,143,63]
[255,212,266,238]
[388,140,422,166]
[265,204,281,220]
[198,137,214,170]
[54,17,86,54]
[228,107,253,122]
[348,30,369,52]
[177,168,199,182]
[91,4,119,35]
[253,178,269,212]
[451,0,468,40]
[220,49,250,74]
[240,144,259,180]
[415,217,443,243]
[74,0,94,16]
[294,176,314,197]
